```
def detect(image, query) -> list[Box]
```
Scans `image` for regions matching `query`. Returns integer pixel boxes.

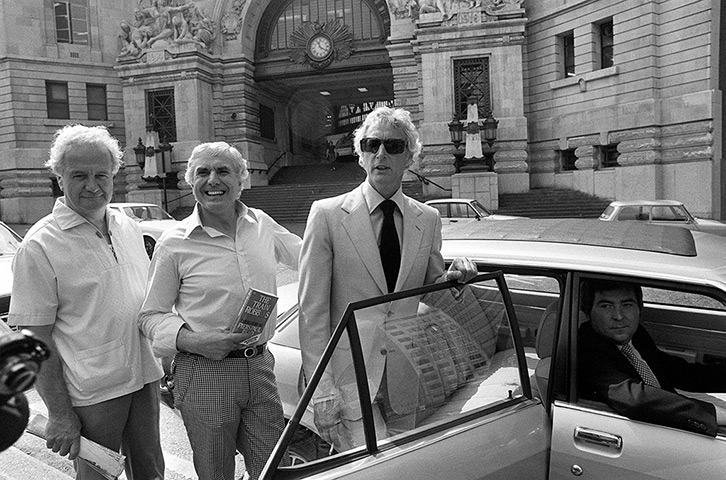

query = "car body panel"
[549,400,726,480]
[599,200,726,237]
[108,202,180,242]
[0,222,22,319]
[425,198,523,225]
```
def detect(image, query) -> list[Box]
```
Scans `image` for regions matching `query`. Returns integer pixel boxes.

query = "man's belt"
[227,343,266,359]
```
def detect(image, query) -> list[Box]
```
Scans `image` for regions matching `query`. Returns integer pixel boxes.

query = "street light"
[132,137,146,171]
[448,115,465,173]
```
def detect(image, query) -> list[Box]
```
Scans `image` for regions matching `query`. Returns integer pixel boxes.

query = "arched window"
[257,0,389,57]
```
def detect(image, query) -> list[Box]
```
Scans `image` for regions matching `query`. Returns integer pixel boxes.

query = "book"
[27,414,126,480]
[231,287,278,346]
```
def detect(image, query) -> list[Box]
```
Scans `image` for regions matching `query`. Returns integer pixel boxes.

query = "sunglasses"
[360,138,407,155]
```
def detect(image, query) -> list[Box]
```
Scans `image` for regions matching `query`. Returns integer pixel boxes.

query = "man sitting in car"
[578,279,726,436]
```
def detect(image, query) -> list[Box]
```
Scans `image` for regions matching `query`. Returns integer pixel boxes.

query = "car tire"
[143,236,156,259]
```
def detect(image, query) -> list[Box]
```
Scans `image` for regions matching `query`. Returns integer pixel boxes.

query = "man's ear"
[56,176,64,191]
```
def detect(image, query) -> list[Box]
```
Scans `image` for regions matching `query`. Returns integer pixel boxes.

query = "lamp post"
[448,115,465,173]
[481,111,499,171]
[158,137,173,212]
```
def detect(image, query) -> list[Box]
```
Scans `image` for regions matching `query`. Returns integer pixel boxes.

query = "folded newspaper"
[26,414,125,480]
[231,287,278,346]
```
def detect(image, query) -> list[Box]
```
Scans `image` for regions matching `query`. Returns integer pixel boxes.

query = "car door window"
[549,274,726,480]
[431,203,448,218]
[616,206,648,221]
[651,206,685,222]
[450,204,467,218]
[265,273,546,479]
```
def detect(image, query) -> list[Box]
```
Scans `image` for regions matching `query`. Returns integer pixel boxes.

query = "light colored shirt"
[138,202,302,358]
[361,181,403,247]
[8,198,163,407]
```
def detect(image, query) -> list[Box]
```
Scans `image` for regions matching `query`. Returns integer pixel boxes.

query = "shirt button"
[380,348,388,355]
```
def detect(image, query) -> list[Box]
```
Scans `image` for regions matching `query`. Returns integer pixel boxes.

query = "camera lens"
[1,355,40,395]
[0,328,49,395]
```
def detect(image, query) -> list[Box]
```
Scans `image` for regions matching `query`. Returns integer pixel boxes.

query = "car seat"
[534,300,559,398]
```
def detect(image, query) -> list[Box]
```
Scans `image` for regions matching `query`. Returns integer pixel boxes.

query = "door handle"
[574,427,622,450]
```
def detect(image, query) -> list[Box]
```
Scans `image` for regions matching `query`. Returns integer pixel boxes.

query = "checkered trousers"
[173,350,287,480]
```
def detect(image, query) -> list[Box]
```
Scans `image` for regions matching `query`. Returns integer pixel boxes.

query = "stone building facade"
[0,0,722,223]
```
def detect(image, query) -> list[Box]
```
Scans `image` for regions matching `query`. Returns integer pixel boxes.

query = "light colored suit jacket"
[298,183,445,419]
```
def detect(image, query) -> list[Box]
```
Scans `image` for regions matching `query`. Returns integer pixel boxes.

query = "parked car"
[0,223,22,320]
[425,198,523,224]
[599,199,726,237]
[262,218,726,479]
[108,203,181,258]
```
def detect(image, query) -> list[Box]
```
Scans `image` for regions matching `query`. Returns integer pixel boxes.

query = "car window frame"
[260,272,531,479]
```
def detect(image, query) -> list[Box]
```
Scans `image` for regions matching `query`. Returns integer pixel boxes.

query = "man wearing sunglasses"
[298,106,477,452]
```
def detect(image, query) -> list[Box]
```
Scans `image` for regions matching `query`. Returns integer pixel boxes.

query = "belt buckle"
[242,346,257,358]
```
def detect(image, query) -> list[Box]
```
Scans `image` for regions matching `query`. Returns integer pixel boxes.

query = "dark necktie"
[379,199,400,293]
[621,343,661,388]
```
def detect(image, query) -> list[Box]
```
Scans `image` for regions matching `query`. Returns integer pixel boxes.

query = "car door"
[548,273,726,480]
[261,273,549,480]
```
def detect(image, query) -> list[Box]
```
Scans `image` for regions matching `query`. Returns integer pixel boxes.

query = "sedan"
[108,203,181,258]
[262,218,726,479]
[599,199,726,237]
[425,198,523,225]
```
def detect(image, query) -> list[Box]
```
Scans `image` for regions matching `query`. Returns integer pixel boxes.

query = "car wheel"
[286,428,331,465]
[143,236,156,259]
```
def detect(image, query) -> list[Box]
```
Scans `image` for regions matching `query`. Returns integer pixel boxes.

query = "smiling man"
[8,125,164,480]
[298,107,477,452]
[578,279,726,436]
[138,142,300,480]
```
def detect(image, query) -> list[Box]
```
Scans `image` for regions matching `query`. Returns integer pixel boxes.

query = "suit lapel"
[341,187,388,294]
[397,196,424,291]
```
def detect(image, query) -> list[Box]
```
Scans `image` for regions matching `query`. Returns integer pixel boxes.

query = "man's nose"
[375,143,388,157]
[208,171,220,183]
[612,306,625,319]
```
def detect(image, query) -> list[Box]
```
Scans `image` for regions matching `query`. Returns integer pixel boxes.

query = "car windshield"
[123,205,174,221]
[470,200,492,216]
[0,224,20,255]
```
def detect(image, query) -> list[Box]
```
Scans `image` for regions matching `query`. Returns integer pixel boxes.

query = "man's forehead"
[595,288,638,302]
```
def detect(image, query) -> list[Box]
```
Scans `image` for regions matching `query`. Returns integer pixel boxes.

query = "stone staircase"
[171,161,610,223]
[497,189,611,218]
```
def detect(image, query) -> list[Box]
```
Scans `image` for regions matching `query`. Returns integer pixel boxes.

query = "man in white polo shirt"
[8,124,164,479]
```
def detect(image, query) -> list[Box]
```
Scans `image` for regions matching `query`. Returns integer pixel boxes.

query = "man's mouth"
[374,165,390,171]
[205,190,225,196]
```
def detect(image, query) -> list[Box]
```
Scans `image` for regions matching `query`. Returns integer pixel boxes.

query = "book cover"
[231,287,278,345]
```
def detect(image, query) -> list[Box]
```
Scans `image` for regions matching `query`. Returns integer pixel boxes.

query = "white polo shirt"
[8,199,163,406]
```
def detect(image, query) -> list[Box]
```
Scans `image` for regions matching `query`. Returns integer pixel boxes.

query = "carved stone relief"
[117,0,216,62]
[387,0,524,22]
[221,0,247,41]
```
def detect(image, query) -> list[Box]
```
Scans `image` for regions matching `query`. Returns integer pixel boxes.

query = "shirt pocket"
[73,337,133,393]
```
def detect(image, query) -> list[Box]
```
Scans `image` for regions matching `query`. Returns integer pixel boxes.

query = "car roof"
[109,202,160,207]
[607,199,685,207]
[425,199,474,204]
[440,219,726,285]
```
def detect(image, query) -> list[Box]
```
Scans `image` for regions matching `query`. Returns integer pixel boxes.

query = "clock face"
[308,34,333,60]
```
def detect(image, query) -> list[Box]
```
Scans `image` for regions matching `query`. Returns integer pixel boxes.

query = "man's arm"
[23,325,81,459]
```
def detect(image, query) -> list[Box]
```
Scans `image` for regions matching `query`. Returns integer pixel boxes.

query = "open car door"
[261,272,550,480]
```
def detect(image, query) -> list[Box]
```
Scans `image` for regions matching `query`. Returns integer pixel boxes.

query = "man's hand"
[45,411,82,460]
[313,394,343,446]
[445,257,478,283]
[176,327,251,361]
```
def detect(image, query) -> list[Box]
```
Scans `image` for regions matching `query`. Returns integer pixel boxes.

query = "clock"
[307,33,333,61]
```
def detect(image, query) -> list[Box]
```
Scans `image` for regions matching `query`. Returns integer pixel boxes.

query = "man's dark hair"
[580,279,643,315]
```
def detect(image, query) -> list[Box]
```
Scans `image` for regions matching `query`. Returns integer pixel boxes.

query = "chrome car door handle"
[574,427,622,450]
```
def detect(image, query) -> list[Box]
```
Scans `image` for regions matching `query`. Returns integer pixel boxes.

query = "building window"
[147,89,177,143]
[46,81,70,119]
[453,58,492,121]
[599,20,614,69]
[558,149,577,171]
[599,144,620,168]
[259,104,276,141]
[86,84,107,121]
[54,0,89,45]
[560,32,575,78]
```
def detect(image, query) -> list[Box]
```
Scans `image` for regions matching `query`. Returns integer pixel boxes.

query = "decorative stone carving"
[221,0,246,41]
[117,0,216,62]
[391,0,523,22]
[483,0,524,16]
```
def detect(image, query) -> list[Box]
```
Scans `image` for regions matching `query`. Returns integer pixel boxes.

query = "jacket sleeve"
[578,323,720,436]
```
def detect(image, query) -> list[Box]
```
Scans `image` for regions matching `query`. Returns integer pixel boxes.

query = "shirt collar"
[361,181,404,215]
[184,200,257,238]
[52,197,119,231]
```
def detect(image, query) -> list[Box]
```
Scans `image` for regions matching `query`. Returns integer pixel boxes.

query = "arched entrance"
[254,0,394,165]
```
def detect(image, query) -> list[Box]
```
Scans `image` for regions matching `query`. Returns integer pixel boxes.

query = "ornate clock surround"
[289,20,354,70]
